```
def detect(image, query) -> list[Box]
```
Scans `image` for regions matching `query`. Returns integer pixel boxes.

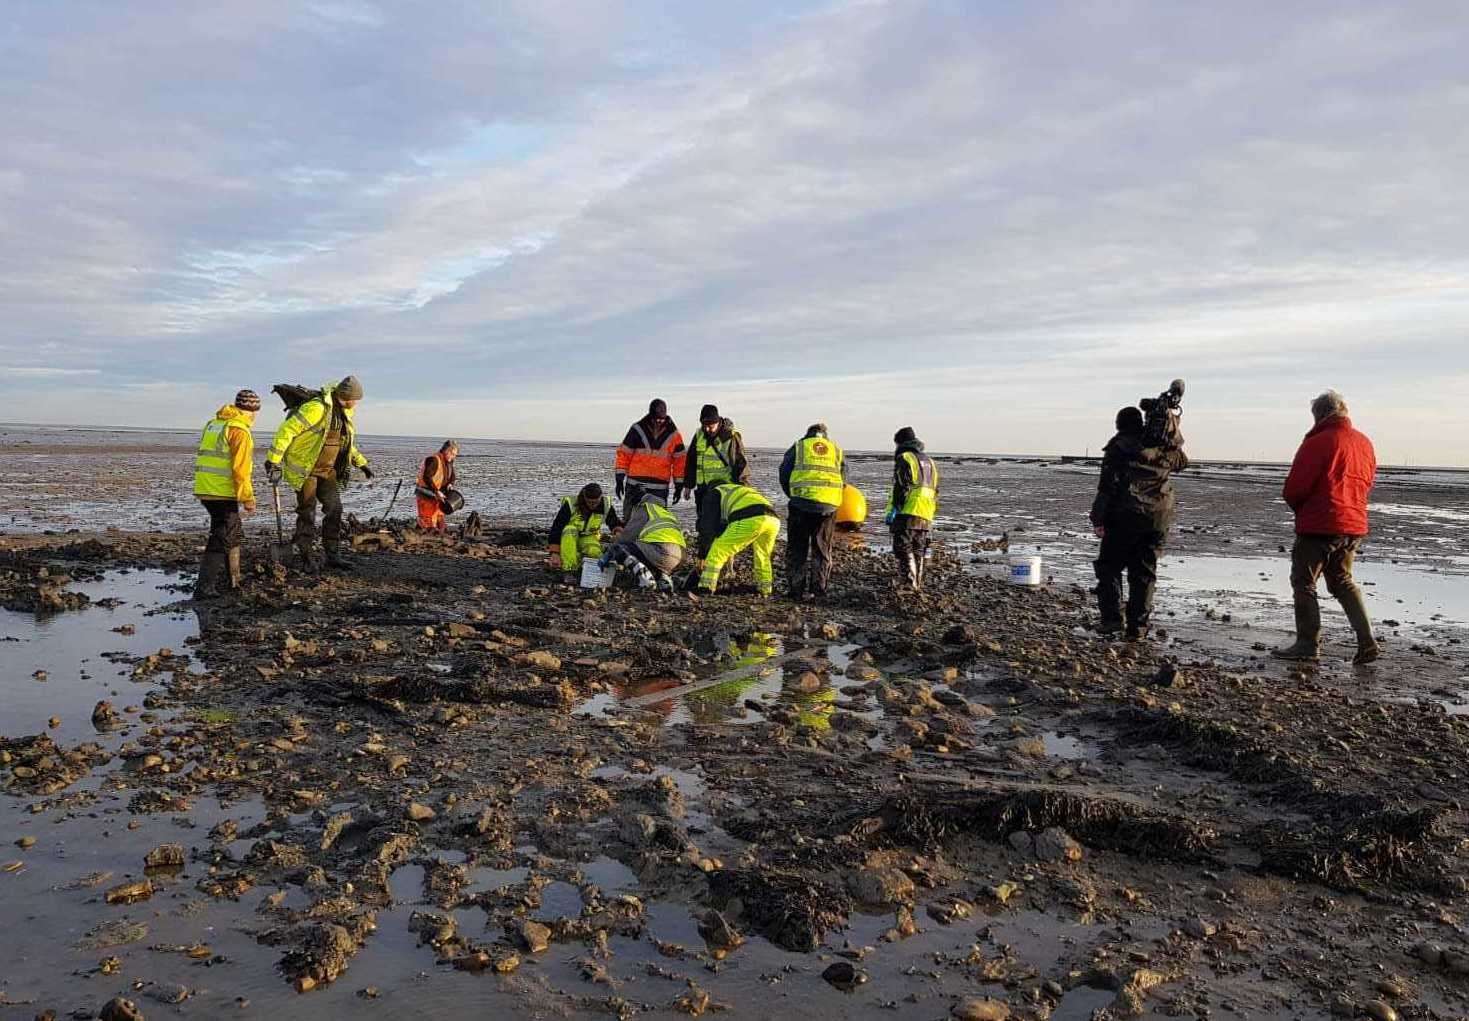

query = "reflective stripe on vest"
[194,418,241,498]
[718,483,772,522]
[898,451,939,521]
[624,423,679,482]
[272,391,356,491]
[563,495,609,536]
[639,502,686,547]
[790,436,844,507]
[694,431,737,485]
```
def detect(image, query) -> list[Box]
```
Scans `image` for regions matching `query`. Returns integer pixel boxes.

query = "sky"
[2,1,1466,463]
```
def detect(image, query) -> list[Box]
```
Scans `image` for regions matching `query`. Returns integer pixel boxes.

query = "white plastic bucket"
[580,560,615,589]
[1008,555,1042,586]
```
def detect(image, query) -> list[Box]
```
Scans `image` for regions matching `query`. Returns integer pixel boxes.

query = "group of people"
[191,379,1383,664]
[544,399,940,598]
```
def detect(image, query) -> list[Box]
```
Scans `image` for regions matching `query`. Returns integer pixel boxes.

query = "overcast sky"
[2,1,1465,462]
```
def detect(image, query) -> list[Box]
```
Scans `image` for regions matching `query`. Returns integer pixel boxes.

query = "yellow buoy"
[835,484,867,530]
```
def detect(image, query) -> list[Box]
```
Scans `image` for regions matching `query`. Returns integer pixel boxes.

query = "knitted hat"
[234,389,262,412]
[699,404,720,423]
[893,426,917,446]
[806,422,827,437]
[648,399,668,417]
[1116,407,1144,433]
[336,375,364,401]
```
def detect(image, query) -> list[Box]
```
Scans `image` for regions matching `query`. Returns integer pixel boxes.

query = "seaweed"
[1251,806,1459,895]
[707,868,850,953]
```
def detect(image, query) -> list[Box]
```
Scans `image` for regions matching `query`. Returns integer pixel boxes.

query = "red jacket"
[1282,416,1376,536]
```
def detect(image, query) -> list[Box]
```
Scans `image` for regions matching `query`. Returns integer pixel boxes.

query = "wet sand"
[2,439,1468,1020]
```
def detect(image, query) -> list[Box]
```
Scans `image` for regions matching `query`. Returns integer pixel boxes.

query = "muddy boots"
[323,540,354,572]
[896,553,919,592]
[1337,584,1380,665]
[1272,599,1321,661]
[193,552,229,600]
[914,555,926,592]
[226,548,243,593]
[294,537,320,574]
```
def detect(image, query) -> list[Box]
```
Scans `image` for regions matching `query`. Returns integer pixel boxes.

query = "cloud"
[1,1,1467,461]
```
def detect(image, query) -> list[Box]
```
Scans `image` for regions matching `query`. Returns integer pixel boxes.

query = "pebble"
[15,836,36,849]
[1361,1000,1398,1021]
[821,961,869,991]
[1183,916,1218,939]
[952,997,1010,1020]
[406,802,437,822]
[98,997,144,1021]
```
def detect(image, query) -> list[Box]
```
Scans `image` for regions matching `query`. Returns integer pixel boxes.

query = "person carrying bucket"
[779,422,847,598]
[415,440,459,532]
[884,427,939,591]
[1089,405,1189,639]
[548,483,624,574]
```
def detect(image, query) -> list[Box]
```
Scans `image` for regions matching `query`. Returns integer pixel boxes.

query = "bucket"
[1008,555,1042,586]
[579,559,615,589]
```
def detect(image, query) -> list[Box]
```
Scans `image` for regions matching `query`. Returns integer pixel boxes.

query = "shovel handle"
[270,481,285,544]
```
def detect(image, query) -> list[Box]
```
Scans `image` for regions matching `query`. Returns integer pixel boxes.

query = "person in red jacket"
[1273,390,1380,664]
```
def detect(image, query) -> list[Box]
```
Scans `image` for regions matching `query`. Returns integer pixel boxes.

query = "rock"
[145,983,190,1005]
[1361,1001,1398,1021]
[513,919,552,953]
[927,898,974,925]
[845,664,882,682]
[105,879,154,905]
[1033,827,1083,863]
[521,650,562,672]
[406,802,437,823]
[445,622,478,638]
[1414,942,1444,967]
[1182,916,1217,939]
[144,844,185,869]
[493,951,522,974]
[821,961,868,991]
[952,997,1010,1020]
[1006,831,1033,856]
[696,910,744,955]
[15,835,36,849]
[791,671,825,692]
[99,997,144,1021]
[846,867,915,906]
[92,700,122,730]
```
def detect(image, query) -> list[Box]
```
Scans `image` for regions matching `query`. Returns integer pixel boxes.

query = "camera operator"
[1088,397,1189,639]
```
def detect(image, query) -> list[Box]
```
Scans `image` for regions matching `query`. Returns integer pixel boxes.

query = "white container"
[580,560,615,589]
[1008,555,1043,586]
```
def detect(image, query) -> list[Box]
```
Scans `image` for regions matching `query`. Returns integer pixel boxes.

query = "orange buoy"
[835,484,867,530]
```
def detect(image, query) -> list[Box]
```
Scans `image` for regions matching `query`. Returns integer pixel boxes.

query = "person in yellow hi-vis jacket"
[695,483,780,596]
[192,388,261,598]
[264,376,373,572]
[547,484,623,574]
[884,426,940,591]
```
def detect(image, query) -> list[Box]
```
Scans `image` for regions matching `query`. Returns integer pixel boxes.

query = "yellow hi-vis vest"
[563,495,610,537]
[193,416,250,499]
[266,385,367,491]
[790,435,844,508]
[897,450,939,522]
[693,430,738,486]
[717,483,772,523]
[638,502,686,547]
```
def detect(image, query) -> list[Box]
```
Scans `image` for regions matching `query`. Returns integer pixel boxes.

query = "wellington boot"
[193,552,229,600]
[323,541,355,572]
[1272,600,1321,661]
[294,540,320,574]
[1336,584,1379,665]
[226,548,243,592]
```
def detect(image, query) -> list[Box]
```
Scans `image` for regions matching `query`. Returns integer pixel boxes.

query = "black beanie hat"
[580,483,603,504]
[893,426,917,446]
[699,404,720,423]
[1116,406,1144,433]
[648,399,667,416]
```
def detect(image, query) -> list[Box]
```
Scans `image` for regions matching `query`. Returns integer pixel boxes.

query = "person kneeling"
[599,492,685,592]
[695,483,780,596]
[548,484,623,574]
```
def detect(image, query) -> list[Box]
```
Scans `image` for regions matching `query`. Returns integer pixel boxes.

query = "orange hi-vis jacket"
[614,417,687,486]
[416,452,455,498]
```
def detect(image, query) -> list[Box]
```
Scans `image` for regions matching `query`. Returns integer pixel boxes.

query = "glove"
[264,462,282,484]
[672,486,684,505]
[884,507,896,526]
[614,474,625,501]
[242,499,257,514]
[597,552,613,570]
[361,465,375,480]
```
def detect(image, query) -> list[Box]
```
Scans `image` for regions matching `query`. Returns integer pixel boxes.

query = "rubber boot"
[294,538,320,574]
[193,552,228,600]
[915,556,926,592]
[226,548,243,592]
[896,554,917,592]
[324,541,355,571]
[1272,600,1321,661]
[1337,585,1380,665]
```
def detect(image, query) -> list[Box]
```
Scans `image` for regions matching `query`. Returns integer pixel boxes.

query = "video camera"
[1139,378,1185,448]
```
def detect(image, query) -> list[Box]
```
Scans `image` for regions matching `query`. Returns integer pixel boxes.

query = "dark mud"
[2,505,1469,1020]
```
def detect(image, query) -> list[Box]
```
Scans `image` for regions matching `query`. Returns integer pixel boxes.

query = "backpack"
[271,384,322,412]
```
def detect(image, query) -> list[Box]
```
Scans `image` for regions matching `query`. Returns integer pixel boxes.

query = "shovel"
[267,480,292,564]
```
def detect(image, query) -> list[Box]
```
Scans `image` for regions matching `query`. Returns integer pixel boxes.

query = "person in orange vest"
[415,440,459,531]
[614,399,687,521]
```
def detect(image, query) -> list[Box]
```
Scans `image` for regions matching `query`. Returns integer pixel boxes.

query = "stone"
[521,650,562,672]
[92,700,122,730]
[696,910,744,954]
[1414,942,1444,967]
[1033,827,1083,863]
[105,879,154,905]
[493,951,522,974]
[15,835,36,850]
[1361,1001,1398,1021]
[846,867,916,906]
[1183,916,1217,939]
[406,802,437,822]
[1006,831,1033,855]
[821,961,868,991]
[513,919,552,953]
[99,998,144,1021]
[952,997,1010,1020]
[144,844,185,869]
[791,671,825,692]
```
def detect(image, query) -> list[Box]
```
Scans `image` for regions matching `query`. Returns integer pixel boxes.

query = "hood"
[897,439,925,455]
[640,412,678,432]
[716,418,738,439]
[215,404,253,424]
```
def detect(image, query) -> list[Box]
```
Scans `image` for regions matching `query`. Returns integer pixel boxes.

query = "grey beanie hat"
[337,375,364,400]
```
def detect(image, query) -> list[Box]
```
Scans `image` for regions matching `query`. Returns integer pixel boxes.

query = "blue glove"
[884,507,896,526]
[597,552,613,570]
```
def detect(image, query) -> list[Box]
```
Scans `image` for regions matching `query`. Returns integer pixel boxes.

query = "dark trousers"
[1291,534,1363,609]
[891,519,931,585]
[1094,523,1166,628]
[694,484,720,556]
[294,475,343,544]
[201,499,242,553]
[787,507,836,593]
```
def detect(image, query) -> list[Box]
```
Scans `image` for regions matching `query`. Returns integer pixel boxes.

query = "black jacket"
[1089,432,1189,531]
[683,419,750,491]
[549,498,623,545]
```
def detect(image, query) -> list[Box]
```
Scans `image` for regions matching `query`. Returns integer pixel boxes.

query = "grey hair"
[440,439,459,453]
[1310,390,1348,421]
[806,422,828,436]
